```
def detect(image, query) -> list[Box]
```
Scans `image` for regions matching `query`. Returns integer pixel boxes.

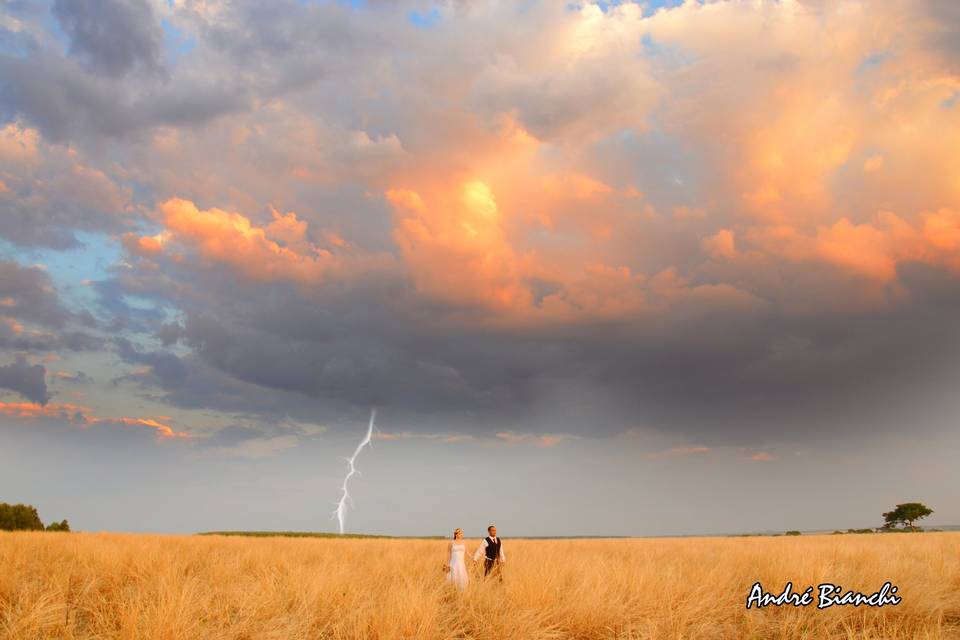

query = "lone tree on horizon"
[882,502,933,531]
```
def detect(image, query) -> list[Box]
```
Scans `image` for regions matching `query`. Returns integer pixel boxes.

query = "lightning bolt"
[333,408,376,534]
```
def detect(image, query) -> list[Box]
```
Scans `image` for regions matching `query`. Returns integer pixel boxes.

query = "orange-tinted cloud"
[91,416,188,439]
[387,181,536,311]
[0,401,188,439]
[641,1,960,291]
[372,431,477,445]
[0,401,90,420]
[121,232,167,258]
[495,431,567,447]
[646,446,710,460]
[1,316,24,334]
[125,2,960,328]
[740,209,960,283]
[140,198,343,285]
[701,229,738,260]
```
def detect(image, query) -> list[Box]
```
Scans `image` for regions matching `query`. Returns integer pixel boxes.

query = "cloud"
[0,259,70,328]
[0,124,135,248]
[646,446,710,460]
[0,0,958,448]
[156,321,186,347]
[469,3,659,143]
[0,43,245,143]
[0,401,187,438]
[495,431,569,447]
[373,431,477,444]
[151,197,338,285]
[701,229,738,260]
[97,416,188,439]
[52,0,164,78]
[0,355,50,404]
[51,370,93,384]
[114,337,187,390]
[0,400,90,420]
[386,181,534,311]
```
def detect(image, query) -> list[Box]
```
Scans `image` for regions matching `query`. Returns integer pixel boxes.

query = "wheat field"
[1,531,959,640]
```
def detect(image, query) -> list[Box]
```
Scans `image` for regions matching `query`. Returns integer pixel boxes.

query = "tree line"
[0,501,938,537]
[0,502,70,532]
[827,502,935,535]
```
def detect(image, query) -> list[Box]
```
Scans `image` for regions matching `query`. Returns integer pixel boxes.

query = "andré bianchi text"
[746,582,902,610]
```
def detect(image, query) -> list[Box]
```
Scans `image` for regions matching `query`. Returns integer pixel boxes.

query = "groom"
[472,524,505,580]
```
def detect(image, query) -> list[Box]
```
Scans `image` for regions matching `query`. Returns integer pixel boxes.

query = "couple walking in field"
[444,525,506,591]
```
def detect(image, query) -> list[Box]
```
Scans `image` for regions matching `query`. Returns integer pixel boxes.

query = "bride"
[444,528,470,590]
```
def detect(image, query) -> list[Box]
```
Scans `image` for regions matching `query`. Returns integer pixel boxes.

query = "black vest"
[484,536,501,560]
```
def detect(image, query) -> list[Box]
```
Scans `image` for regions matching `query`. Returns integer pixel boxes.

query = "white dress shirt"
[472,536,506,563]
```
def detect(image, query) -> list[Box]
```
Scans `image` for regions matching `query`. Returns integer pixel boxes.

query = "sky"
[1,0,959,537]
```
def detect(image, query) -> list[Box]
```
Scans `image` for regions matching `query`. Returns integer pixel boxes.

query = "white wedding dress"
[447,542,469,590]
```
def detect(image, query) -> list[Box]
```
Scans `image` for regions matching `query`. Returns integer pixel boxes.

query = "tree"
[0,502,70,532]
[46,519,70,532]
[882,502,933,531]
[0,503,45,531]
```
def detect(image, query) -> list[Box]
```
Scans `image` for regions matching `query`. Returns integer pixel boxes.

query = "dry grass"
[1,531,959,639]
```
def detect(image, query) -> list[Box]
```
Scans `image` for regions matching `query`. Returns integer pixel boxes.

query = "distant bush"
[785,530,801,536]
[846,528,875,534]
[46,519,71,532]
[0,502,69,532]
[832,530,844,535]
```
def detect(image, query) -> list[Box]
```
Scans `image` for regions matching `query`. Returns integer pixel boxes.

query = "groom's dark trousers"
[483,558,503,581]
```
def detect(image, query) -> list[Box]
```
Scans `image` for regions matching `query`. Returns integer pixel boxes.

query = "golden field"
[1,531,959,640]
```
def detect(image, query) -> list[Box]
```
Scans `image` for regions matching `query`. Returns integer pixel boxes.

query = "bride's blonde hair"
[453,528,463,538]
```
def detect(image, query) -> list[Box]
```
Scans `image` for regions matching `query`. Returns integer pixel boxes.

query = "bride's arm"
[444,542,451,570]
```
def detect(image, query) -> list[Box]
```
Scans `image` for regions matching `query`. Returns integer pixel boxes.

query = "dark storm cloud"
[549,283,960,440]
[52,0,164,78]
[181,309,528,417]
[84,255,533,427]
[158,353,343,422]
[110,242,960,443]
[0,355,49,404]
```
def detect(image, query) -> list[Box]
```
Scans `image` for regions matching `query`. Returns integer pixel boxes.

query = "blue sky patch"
[161,18,196,63]
[1,231,123,316]
[408,7,442,29]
